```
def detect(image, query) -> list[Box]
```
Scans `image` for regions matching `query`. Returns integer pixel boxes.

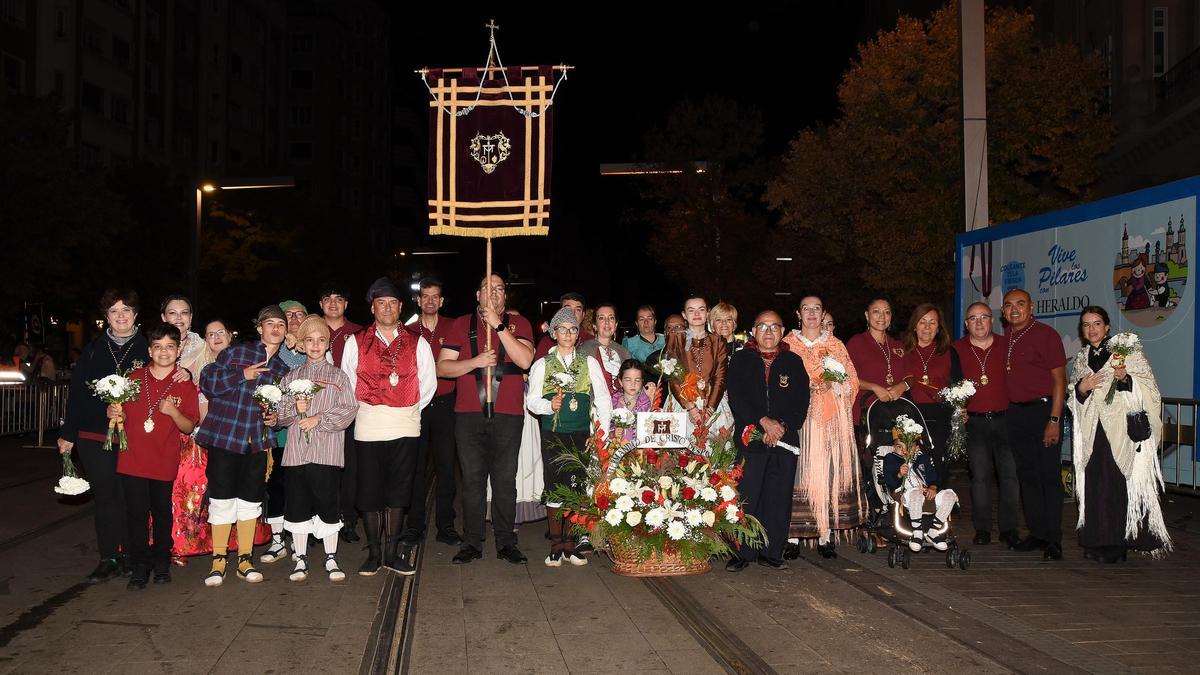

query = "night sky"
[382,3,938,325]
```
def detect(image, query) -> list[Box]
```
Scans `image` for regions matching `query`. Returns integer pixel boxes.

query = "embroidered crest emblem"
[892,347,905,357]
[778,374,790,388]
[469,132,511,174]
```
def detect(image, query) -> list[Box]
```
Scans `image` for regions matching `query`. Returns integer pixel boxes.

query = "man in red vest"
[340,277,436,576]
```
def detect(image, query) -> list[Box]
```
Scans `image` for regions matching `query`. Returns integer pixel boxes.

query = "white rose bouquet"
[820,355,848,383]
[611,408,636,430]
[938,380,977,460]
[253,382,283,444]
[892,414,925,465]
[1105,332,1141,404]
[286,379,324,443]
[87,372,141,451]
[54,453,90,496]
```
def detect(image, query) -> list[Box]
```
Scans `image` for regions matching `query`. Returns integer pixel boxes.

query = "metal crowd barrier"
[0,381,70,445]
[1160,397,1198,493]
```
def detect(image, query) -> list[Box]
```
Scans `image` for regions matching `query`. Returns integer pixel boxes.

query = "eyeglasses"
[754,323,783,332]
[800,305,823,314]
[206,329,228,338]
[554,326,579,335]
[966,315,993,322]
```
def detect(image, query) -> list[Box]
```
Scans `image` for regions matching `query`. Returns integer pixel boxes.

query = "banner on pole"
[427,67,555,238]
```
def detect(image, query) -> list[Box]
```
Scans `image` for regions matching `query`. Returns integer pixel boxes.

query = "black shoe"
[1083,547,1100,562]
[1097,547,1127,563]
[398,528,423,545]
[117,555,132,577]
[999,530,1021,549]
[496,545,527,565]
[435,529,463,547]
[340,525,360,544]
[757,557,788,570]
[87,558,121,583]
[1043,542,1063,561]
[817,541,838,559]
[358,549,382,576]
[1013,536,1047,552]
[725,558,749,572]
[452,546,482,565]
[973,531,992,545]
[153,561,172,584]
[127,566,150,591]
[782,543,801,560]
[576,535,594,554]
[384,554,416,576]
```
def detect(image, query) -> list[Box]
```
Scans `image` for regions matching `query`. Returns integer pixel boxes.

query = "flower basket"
[607,538,711,577]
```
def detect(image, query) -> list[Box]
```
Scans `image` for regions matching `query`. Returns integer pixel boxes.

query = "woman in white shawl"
[1068,307,1171,562]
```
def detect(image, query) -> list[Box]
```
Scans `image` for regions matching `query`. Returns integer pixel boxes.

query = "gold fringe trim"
[429,225,549,238]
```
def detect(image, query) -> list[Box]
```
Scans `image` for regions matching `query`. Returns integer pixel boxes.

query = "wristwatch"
[493,321,507,333]
[1048,415,1061,423]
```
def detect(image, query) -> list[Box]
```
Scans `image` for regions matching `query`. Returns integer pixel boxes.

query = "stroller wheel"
[901,548,912,569]
[945,550,956,568]
[857,535,868,554]
[959,551,971,571]
[887,545,897,568]
[867,537,877,554]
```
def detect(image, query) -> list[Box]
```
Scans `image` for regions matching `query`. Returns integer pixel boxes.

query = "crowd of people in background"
[51,276,1172,590]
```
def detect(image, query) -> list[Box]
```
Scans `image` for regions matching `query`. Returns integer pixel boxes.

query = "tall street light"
[192,176,295,306]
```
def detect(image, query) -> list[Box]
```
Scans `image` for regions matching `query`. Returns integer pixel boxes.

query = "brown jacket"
[666,331,728,411]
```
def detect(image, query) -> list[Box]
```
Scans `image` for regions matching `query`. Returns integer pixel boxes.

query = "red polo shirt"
[1004,321,1066,403]
[953,335,1009,413]
[846,331,910,422]
[444,312,533,416]
[328,319,364,368]
[117,367,200,481]
[902,345,953,405]
[407,315,456,397]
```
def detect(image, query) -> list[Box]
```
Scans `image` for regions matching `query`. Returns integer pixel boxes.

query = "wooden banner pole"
[484,237,494,417]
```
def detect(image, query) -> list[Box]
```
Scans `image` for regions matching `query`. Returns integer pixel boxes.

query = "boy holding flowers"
[276,315,359,582]
[111,323,200,589]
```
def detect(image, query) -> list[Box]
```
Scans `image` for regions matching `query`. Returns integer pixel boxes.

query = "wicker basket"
[607,538,712,577]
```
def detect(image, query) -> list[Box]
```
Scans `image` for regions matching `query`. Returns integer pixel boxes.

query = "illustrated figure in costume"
[1122,257,1151,310]
[782,294,866,559]
[1068,307,1171,562]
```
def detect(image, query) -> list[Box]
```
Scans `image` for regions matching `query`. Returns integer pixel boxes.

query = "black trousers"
[915,402,951,478]
[76,437,128,560]
[966,414,1019,534]
[737,449,798,562]
[356,436,419,512]
[120,473,173,570]
[207,447,268,502]
[1007,401,1064,545]
[285,463,342,526]
[406,394,458,532]
[339,422,358,527]
[265,445,286,521]
[455,412,523,550]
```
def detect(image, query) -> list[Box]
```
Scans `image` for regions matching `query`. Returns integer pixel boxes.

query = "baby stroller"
[855,398,970,571]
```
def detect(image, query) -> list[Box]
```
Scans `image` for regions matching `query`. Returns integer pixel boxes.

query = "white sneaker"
[325,554,346,582]
[909,528,924,552]
[260,537,289,564]
[544,551,563,567]
[289,556,308,582]
[564,551,588,566]
[931,539,949,551]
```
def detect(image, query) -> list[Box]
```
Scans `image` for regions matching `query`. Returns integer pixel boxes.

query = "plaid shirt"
[196,342,290,454]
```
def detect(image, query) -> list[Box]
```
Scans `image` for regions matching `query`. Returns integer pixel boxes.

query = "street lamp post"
[191,176,295,306]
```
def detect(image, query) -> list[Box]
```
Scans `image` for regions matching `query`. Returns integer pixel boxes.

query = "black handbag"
[1127,410,1152,443]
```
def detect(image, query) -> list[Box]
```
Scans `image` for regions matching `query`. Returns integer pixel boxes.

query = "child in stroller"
[882,435,957,552]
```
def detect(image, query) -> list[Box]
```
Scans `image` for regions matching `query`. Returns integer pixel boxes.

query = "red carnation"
[645,449,658,464]
[596,494,610,511]
[682,486,696,501]
[641,489,656,504]
[709,473,722,486]
[740,424,757,446]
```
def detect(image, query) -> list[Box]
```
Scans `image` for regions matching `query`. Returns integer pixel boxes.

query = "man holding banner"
[437,275,534,565]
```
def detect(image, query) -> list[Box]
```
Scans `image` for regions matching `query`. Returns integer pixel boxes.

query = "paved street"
[1,432,1198,674]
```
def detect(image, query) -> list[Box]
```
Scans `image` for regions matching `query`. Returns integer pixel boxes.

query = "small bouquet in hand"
[820,355,848,383]
[741,424,801,455]
[54,453,90,496]
[1105,332,1140,404]
[611,408,636,431]
[892,415,924,457]
[87,372,141,451]
[939,380,977,460]
[286,379,324,443]
[550,371,576,431]
[253,381,283,444]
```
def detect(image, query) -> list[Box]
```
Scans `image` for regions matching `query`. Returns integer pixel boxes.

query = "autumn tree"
[765,2,1113,311]
[640,97,775,312]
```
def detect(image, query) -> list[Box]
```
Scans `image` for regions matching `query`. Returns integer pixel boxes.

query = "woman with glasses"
[526,308,612,567]
[782,295,865,559]
[579,303,631,398]
[900,304,961,476]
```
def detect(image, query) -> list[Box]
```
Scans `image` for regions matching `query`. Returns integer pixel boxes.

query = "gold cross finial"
[485,19,499,33]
